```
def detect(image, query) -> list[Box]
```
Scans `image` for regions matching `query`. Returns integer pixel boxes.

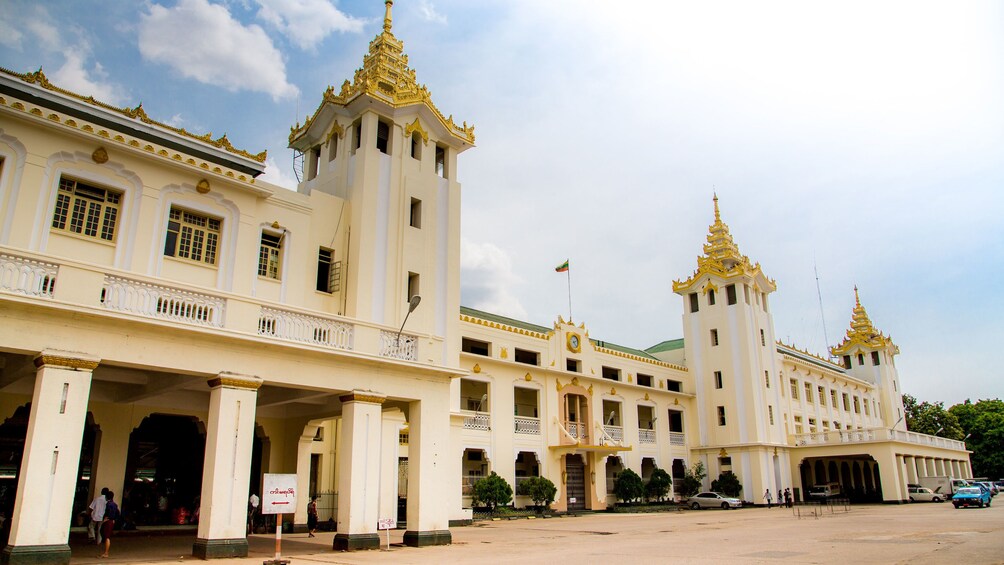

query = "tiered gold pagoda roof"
[288,0,474,146]
[673,195,776,292]
[831,287,896,355]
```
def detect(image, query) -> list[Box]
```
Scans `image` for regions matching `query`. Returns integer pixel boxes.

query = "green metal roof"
[645,338,685,354]
[589,339,661,361]
[459,306,551,335]
[776,343,846,373]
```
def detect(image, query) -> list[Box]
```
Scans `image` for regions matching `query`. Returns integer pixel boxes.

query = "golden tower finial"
[713,192,720,222]
[384,0,394,33]
[854,285,860,307]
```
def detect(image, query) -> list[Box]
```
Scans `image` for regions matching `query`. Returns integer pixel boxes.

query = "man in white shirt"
[88,487,109,545]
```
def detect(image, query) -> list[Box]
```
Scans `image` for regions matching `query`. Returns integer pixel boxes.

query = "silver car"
[689,491,742,510]
[908,486,944,503]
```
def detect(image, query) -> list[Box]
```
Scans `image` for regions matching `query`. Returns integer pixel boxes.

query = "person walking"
[88,488,108,545]
[764,489,773,509]
[307,496,318,538]
[248,493,260,534]
[98,491,120,558]
[784,488,792,508]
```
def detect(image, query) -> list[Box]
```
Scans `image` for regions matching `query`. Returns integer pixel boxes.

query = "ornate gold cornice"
[404,118,428,144]
[207,373,263,391]
[591,344,687,372]
[673,195,776,293]
[830,287,897,356]
[34,353,99,371]
[0,67,266,163]
[339,391,387,405]
[459,313,551,340]
[288,1,474,146]
[0,91,260,185]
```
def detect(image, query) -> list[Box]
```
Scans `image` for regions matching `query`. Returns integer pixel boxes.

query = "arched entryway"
[564,454,586,511]
[123,414,206,526]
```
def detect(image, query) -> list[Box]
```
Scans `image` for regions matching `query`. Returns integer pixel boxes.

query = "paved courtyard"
[68,502,1003,564]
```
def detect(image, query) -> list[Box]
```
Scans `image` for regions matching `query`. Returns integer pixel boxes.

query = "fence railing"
[101,275,225,327]
[669,431,685,446]
[514,416,540,435]
[380,330,417,360]
[603,425,623,442]
[463,411,490,431]
[258,306,353,350]
[639,429,657,444]
[791,428,966,451]
[0,253,57,298]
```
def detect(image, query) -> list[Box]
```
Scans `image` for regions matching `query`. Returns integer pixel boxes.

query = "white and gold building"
[0,3,971,564]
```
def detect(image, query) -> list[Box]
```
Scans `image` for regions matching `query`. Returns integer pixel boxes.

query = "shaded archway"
[814,460,826,483]
[123,414,205,525]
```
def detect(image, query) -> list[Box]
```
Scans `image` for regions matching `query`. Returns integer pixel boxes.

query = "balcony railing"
[603,425,623,442]
[462,474,484,496]
[258,306,353,350]
[0,253,57,298]
[101,275,224,327]
[669,431,685,446]
[791,428,967,451]
[380,330,417,360]
[561,420,588,443]
[514,416,540,435]
[639,429,657,444]
[463,411,490,431]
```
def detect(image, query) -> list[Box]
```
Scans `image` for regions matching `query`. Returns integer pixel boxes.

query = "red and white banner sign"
[262,473,297,515]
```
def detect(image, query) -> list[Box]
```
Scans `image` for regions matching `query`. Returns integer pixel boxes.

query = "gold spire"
[673,195,776,292]
[288,1,474,147]
[831,287,895,355]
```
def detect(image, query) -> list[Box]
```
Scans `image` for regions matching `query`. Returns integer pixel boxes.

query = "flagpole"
[566,264,572,322]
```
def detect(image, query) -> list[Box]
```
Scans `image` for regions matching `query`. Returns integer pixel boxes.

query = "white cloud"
[258,157,298,190]
[0,15,25,49]
[52,53,127,106]
[255,0,364,50]
[138,0,299,101]
[417,0,447,25]
[460,239,527,320]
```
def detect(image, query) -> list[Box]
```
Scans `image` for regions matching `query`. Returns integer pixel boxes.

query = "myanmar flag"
[555,260,569,273]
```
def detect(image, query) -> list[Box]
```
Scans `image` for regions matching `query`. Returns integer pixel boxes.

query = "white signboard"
[262,473,297,515]
[378,518,396,530]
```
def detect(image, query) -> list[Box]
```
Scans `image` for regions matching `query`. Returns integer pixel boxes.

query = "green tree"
[645,467,672,502]
[613,468,645,504]
[710,471,743,498]
[903,394,964,439]
[522,476,557,509]
[949,398,1004,480]
[472,471,513,512]
[680,461,707,498]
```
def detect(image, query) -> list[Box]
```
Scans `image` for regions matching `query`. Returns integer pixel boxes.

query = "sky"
[2,0,1002,405]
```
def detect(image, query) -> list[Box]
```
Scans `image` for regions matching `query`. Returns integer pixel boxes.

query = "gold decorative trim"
[91,147,108,164]
[459,313,550,340]
[830,287,897,356]
[404,118,429,144]
[719,448,728,457]
[325,121,345,142]
[592,344,686,371]
[207,374,263,390]
[339,392,387,405]
[556,380,564,391]
[610,387,616,395]
[571,377,579,387]
[34,354,99,371]
[0,67,266,163]
[524,373,532,382]
[587,384,593,396]
[500,347,508,360]
[644,393,650,401]
[472,363,481,374]
[196,179,210,194]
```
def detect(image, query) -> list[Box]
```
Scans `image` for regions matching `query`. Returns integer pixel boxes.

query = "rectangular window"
[864,399,870,416]
[714,371,723,389]
[409,197,422,228]
[407,272,420,300]
[637,373,653,387]
[164,208,220,265]
[257,232,282,279]
[566,358,581,373]
[790,379,799,400]
[717,406,726,426]
[794,415,803,434]
[602,366,620,381]
[830,389,838,407]
[853,396,861,414]
[307,146,320,180]
[804,382,813,402]
[857,353,865,366]
[410,133,422,159]
[842,393,850,411]
[461,337,490,356]
[708,289,716,305]
[768,405,774,425]
[328,134,338,161]
[316,248,340,293]
[834,422,842,430]
[765,371,770,388]
[51,177,121,242]
[843,355,852,369]
[808,417,816,432]
[376,119,390,154]
[760,329,766,346]
[352,119,362,152]
[710,329,719,346]
[666,380,682,392]
[435,144,446,177]
[689,293,699,313]
[743,284,750,304]
[818,386,825,405]
[822,420,829,431]
[726,284,737,305]
[514,348,539,366]
[871,351,880,366]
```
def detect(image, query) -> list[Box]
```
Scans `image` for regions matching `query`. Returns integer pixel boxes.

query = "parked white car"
[908,486,945,503]
[689,492,742,509]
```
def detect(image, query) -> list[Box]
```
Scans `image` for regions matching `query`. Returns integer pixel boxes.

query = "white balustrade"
[380,330,417,360]
[603,425,623,442]
[463,411,490,431]
[639,429,657,444]
[0,254,57,298]
[790,427,965,451]
[258,306,353,350]
[514,416,540,435]
[564,421,588,442]
[669,431,685,446]
[101,275,224,327]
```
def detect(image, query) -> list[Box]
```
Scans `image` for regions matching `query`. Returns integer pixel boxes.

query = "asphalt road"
[68,501,1004,564]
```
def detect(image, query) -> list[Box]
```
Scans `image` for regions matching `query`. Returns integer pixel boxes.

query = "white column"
[333,391,385,551]
[880,453,906,503]
[935,459,946,476]
[193,373,262,559]
[404,388,452,546]
[3,351,97,565]
[904,456,918,485]
[378,409,406,527]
